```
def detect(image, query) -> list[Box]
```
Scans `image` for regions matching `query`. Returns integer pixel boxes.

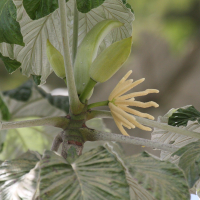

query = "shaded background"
[0,0,200,157]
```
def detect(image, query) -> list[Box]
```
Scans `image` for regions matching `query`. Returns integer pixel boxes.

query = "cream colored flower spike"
[108,71,159,136]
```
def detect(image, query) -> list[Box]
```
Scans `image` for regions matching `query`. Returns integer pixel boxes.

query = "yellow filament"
[114,78,145,99]
[115,100,159,108]
[111,109,135,129]
[119,70,132,84]
[112,113,130,136]
[109,103,137,125]
[118,105,154,120]
[122,123,131,129]
[130,119,152,131]
[109,79,133,101]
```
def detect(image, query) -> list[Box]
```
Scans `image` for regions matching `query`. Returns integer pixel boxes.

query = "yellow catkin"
[118,105,154,120]
[113,78,145,99]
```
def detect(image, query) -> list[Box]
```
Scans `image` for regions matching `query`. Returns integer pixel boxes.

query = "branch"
[58,0,84,114]
[1,116,69,130]
[80,128,178,152]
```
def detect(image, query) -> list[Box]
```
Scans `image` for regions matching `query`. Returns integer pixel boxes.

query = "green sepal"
[74,19,123,95]
[46,39,66,79]
[89,37,132,83]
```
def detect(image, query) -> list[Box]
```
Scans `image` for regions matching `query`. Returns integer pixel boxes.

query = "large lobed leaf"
[0,0,134,84]
[0,143,190,200]
[125,151,190,200]
[0,151,41,200]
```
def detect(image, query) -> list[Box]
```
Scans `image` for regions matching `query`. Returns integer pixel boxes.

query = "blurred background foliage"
[0,0,200,156]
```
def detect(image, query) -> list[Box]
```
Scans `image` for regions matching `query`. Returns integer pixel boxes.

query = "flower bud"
[89,37,132,83]
[46,39,65,79]
[74,19,123,95]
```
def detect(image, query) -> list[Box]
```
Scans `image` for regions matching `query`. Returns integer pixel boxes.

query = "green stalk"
[87,101,109,109]
[79,78,97,103]
[72,1,79,64]
[58,0,84,114]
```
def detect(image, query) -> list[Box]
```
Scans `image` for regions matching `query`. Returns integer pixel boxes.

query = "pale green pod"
[89,37,132,83]
[46,39,65,79]
[74,19,123,95]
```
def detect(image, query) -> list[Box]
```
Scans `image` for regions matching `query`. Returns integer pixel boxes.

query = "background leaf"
[168,105,200,127]
[0,53,21,73]
[151,107,200,163]
[23,0,69,20]
[0,94,10,121]
[0,0,134,84]
[125,151,190,200]
[0,0,24,45]
[0,151,41,200]
[0,81,68,159]
[76,0,105,13]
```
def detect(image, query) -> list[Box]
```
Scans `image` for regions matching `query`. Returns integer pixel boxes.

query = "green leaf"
[0,151,40,199]
[23,0,69,20]
[172,141,200,188]
[0,0,24,45]
[0,0,134,84]
[32,75,41,85]
[151,107,199,162]
[36,148,130,199]
[168,105,200,127]
[125,152,190,200]
[76,0,105,13]
[0,94,10,121]
[0,52,21,73]
[3,81,33,102]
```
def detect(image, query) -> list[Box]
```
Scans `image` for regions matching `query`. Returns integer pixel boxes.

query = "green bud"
[46,39,65,79]
[74,19,123,95]
[89,37,132,83]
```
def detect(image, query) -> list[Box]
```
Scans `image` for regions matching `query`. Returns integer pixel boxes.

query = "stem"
[87,110,200,139]
[86,110,112,120]
[72,1,79,64]
[80,128,178,152]
[79,78,97,103]
[135,115,200,139]
[1,116,69,130]
[87,101,109,109]
[58,0,84,114]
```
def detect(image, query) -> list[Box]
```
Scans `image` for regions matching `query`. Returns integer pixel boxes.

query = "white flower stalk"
[108,70,159,136]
